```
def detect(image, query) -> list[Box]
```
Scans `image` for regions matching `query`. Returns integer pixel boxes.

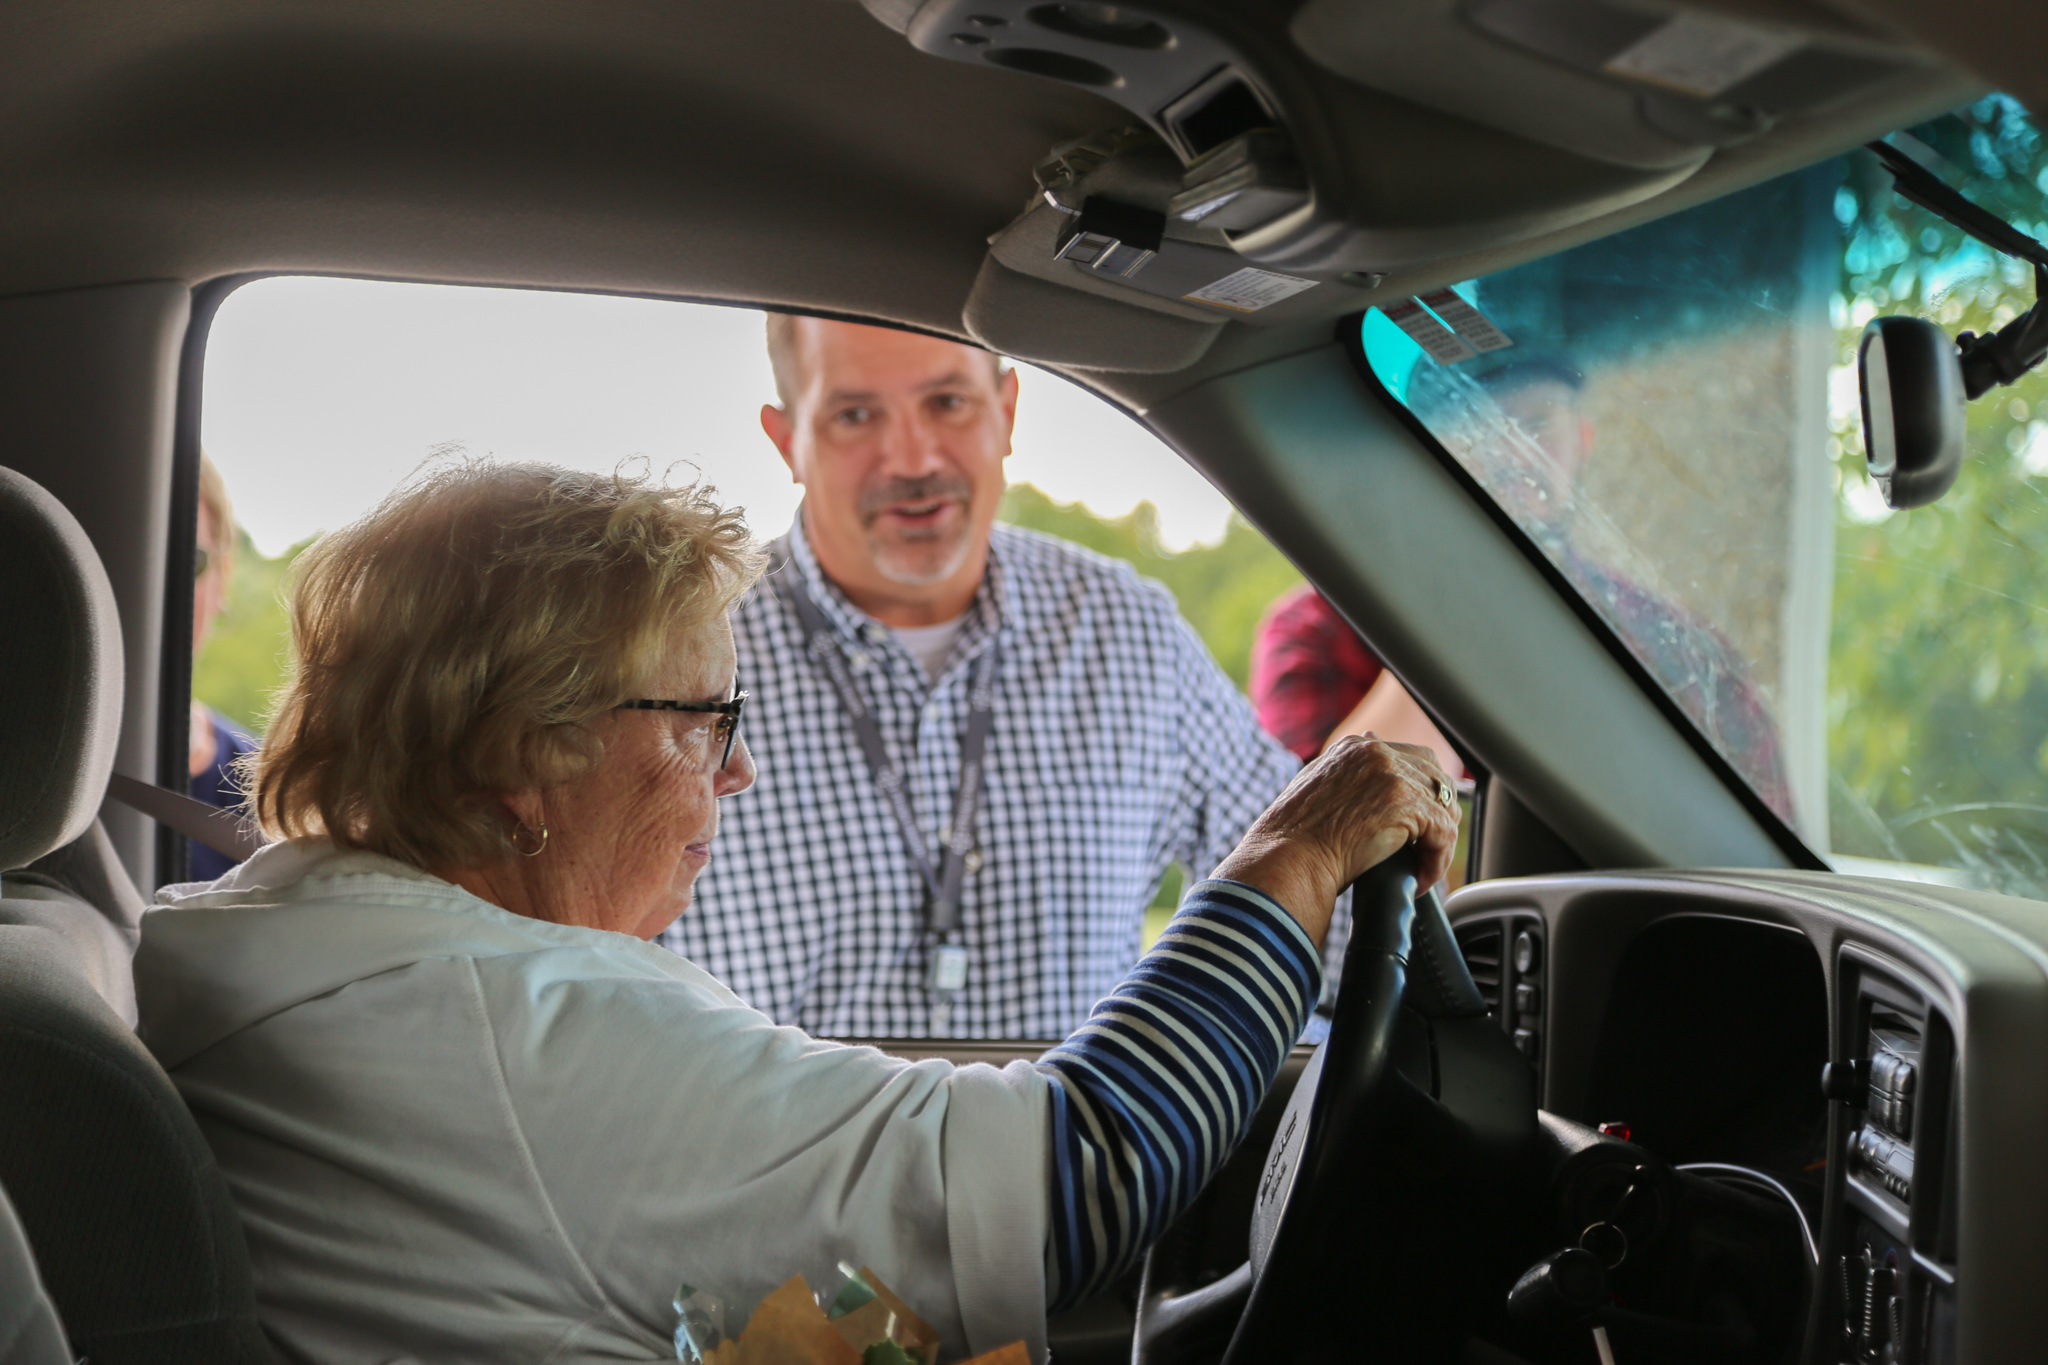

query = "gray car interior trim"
[0,0,1980,384]
[0,285,189,890]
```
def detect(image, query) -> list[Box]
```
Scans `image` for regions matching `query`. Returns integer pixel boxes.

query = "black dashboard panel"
[1579,915,1827,1175]
[1447,869,2048,1363]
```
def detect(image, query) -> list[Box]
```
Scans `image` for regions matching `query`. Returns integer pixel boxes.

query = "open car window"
[1360,94,2048,904]
[196,278,1310,1036]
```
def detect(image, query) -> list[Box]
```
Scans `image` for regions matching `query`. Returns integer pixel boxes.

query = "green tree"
[195,491,1304,734]
[192,530,308,734]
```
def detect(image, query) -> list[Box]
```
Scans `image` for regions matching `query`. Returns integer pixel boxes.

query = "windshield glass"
[1361,95,2048,903]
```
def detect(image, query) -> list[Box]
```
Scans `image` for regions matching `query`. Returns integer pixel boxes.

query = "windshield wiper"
[1866,138,2048,399]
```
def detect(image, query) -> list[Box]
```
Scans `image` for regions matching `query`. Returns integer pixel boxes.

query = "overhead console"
[904,0,1366,346]
[866,0,1968,369]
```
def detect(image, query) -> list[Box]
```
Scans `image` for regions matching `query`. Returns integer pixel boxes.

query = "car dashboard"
[1450,868,2048,1363]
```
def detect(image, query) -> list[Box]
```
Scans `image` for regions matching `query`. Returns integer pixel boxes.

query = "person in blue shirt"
[188,455,260,881]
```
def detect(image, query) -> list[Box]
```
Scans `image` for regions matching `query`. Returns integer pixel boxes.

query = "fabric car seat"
[0,1178,68,1365]
[0,1179,68,1365]
[0,465,276,1363]
[0,463,138,1024]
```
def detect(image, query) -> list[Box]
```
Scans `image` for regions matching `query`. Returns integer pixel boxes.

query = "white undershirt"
[891,614,968,681]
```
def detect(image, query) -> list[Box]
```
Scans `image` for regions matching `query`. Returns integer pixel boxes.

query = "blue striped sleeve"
[1035,878,1322,1309]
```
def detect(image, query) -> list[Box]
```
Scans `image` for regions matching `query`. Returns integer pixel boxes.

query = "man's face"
[762,319,1017,595]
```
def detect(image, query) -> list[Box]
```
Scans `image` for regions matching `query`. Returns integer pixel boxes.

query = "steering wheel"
[1134,846,1541,1365]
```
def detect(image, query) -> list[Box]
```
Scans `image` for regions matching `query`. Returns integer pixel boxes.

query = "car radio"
[1824,949,1956,1365]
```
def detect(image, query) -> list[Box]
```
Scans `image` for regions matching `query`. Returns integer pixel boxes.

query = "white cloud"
[202,277,1235,557]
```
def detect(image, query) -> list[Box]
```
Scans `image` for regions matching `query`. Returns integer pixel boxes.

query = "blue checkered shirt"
[657,519,1312,1037]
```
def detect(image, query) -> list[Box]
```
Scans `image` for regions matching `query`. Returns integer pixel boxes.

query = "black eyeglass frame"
[617,689,748,768]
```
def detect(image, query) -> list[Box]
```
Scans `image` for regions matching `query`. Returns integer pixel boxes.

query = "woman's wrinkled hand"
[1212,734,1461,946]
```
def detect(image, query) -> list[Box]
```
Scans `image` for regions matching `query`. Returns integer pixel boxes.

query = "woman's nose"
[715,736,756,796]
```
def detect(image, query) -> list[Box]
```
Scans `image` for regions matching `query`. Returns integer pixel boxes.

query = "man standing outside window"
[657,316,1303,1037]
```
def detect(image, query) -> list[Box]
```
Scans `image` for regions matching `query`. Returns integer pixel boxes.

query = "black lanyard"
[768,538,999,991]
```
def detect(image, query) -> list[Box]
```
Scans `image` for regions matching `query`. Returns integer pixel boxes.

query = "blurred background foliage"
[191,529,307,734]
[194,487,1303,732]
[1825,94,2048,896]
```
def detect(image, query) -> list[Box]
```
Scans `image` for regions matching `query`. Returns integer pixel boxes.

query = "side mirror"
[1859,315,1966,509]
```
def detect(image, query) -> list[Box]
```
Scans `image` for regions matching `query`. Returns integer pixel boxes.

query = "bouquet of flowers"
[675,1264,1027,1365]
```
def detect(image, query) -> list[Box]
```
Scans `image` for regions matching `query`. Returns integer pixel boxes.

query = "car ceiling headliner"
[0,0,2037,410]
[2,1,1120,326]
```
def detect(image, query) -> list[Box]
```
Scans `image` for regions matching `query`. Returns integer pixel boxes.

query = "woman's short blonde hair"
[254,460,760,869]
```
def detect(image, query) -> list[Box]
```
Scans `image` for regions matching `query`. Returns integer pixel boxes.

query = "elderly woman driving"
[136,462,1459,1363]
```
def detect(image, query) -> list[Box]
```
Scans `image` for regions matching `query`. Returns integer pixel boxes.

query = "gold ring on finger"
[1435,777,1457,811]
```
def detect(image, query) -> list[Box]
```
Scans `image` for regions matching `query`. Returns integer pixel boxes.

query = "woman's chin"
[634,896,690,942]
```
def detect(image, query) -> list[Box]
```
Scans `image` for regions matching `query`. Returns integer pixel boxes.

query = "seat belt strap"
[103,773,266,863]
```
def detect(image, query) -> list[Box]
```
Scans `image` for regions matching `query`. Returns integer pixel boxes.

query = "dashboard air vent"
[1456,921,1504,1015]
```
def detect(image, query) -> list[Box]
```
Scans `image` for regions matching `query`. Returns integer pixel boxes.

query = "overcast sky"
[202,276,1237,559]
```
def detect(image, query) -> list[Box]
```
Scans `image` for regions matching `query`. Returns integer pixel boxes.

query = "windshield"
[1361,94,2048,903]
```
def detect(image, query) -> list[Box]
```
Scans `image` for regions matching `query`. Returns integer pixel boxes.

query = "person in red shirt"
[1249,584,1465,779]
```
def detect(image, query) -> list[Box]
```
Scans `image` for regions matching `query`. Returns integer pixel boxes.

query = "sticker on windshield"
[1602,14,1804,98]
[1418,288,1514,354]
[1184,267,1318,312]
[1381,298,1475,364]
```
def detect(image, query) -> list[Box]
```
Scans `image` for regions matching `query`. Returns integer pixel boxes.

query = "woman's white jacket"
[135,840,1050,1364]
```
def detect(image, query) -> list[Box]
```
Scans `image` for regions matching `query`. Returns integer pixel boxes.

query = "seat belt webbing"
[104,773,265,864]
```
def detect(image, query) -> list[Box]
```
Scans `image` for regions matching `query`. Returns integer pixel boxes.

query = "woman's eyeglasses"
[617,687,748,768]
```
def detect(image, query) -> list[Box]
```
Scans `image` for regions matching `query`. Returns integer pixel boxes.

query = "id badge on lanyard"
[770,539,998,1023]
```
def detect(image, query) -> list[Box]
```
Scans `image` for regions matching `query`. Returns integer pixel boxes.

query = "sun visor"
[1291,0,1939,170]
[962,256,1222,373]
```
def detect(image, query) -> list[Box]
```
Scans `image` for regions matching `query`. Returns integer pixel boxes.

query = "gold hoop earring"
[510,822,549,857]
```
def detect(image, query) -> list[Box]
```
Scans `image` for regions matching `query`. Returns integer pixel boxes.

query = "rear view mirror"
[1859,315,1965,510]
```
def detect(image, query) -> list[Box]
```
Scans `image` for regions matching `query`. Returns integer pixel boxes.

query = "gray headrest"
[0,467,125,871]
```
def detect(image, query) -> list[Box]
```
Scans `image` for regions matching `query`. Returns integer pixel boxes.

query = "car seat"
[0,465,277,1363]
[0,1180,68,1365]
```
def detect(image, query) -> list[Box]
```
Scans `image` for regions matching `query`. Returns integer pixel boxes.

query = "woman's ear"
[500,787,547,833]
